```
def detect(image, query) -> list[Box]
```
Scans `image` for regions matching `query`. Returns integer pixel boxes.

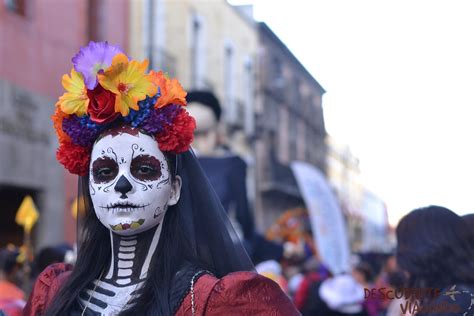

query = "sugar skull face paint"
[89,128,181,235]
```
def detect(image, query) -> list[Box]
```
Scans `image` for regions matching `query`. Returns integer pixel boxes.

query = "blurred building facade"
[326,136,391,252]
[0,0,129,248]
[129,0,260,213]
[359,190,390,252]
[326,137,364,250]
[254,22,327,230]
[1,0,353,250]
[129,0,258,153]
[129,2,329,231]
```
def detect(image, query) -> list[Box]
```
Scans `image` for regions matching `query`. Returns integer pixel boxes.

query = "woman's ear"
[168,175,182,206]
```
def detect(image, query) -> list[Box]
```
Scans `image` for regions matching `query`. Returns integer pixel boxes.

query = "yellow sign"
[71,197,78,220]
[15,195,39,233]
[71,196,86,220]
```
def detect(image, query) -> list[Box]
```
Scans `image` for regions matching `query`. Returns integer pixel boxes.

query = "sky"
[229,0,474,225]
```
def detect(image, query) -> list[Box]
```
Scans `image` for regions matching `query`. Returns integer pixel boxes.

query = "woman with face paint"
[23,42,299,316]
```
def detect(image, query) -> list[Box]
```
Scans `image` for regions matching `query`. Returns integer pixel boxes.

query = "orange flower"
[149,71,187,108]
[51,106,71,143]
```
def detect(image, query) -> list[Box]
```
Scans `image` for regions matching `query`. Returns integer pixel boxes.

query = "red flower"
[56,141,91,176]
[86,84,119,124]
[157,109,196,153]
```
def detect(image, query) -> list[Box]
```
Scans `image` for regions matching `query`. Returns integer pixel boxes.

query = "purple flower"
[124,94,158,127]
[141,105,181,135]
[62,115,103,147]
[72,41,123,90]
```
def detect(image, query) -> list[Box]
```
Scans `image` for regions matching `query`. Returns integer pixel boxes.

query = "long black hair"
[46,151,254,315]
[396,205,474,289]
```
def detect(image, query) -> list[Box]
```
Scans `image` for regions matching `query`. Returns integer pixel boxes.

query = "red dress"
[24,263,300,315]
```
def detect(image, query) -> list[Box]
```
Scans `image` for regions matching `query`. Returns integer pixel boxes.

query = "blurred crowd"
[2,205,473,316]
[255,206,474,316]
[0,244,74,316]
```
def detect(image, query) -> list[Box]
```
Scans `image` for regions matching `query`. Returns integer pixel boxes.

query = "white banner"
[291,161,350,274]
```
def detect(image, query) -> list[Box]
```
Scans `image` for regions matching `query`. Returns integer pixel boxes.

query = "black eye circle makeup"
[131,155,162,181]
[92,157,119,183]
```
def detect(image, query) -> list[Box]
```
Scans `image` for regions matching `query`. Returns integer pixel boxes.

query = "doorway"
[0,185,38,247]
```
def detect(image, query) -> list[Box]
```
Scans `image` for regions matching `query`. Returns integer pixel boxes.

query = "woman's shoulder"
[23,263,73,316]
[176,271,300,315]
[35,262,72,283]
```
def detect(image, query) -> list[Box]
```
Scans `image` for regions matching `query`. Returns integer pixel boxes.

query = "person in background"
[385,270,410,316]
[463,213,474,243]
[0,247,25,316]
[187,91,303,264]
[293,257,331,313]
[313,273,368,316]
[187,91,255,242]
[462,213,474,228]
[31,244,74,280]
[255,260,289,293]
[353,262,380,316]
[374,255,397,314]
[396,205,474,316]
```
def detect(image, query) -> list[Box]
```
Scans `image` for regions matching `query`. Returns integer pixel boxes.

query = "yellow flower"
[98,54,157,116]
[56,68,89,116]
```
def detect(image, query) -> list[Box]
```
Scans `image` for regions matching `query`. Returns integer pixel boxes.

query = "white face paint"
[89,128,181,236]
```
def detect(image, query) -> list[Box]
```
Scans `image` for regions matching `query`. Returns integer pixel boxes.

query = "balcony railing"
[260,150,301,199]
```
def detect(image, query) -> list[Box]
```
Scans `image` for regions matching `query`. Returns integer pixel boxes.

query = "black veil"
[76,149,254,276]
[171,150,255,274]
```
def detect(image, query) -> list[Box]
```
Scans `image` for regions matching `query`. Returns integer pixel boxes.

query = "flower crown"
[53,41,196,176]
